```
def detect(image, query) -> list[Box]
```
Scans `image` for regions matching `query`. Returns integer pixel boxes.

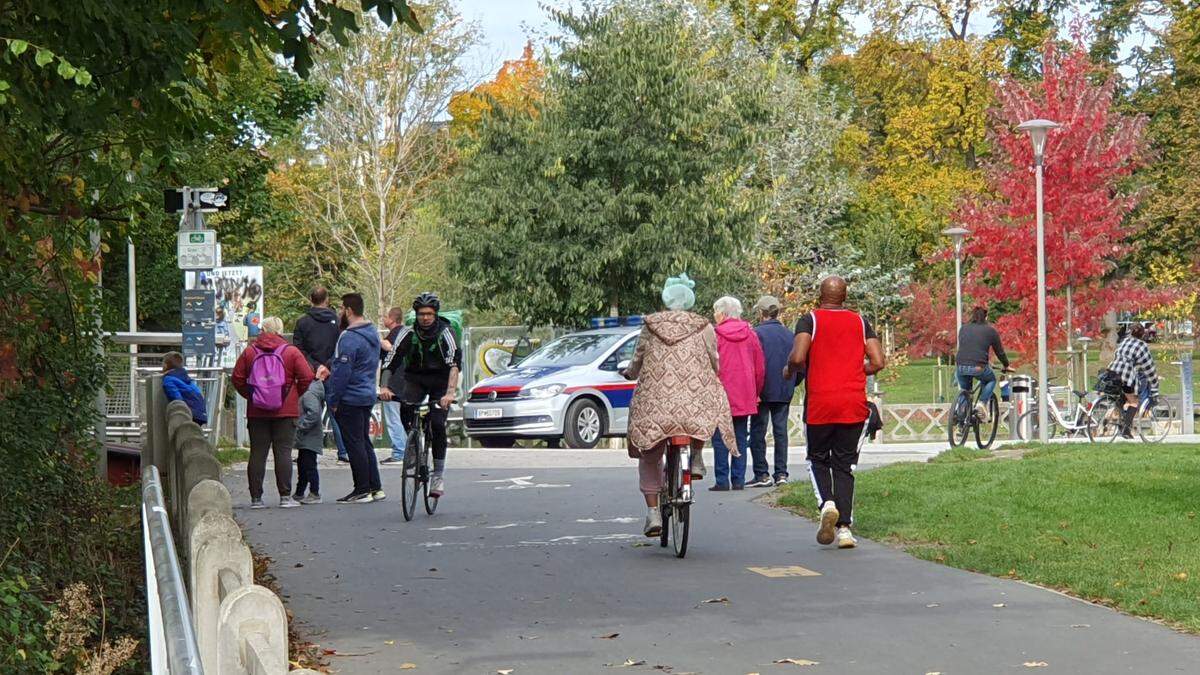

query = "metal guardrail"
[142,465,204,674]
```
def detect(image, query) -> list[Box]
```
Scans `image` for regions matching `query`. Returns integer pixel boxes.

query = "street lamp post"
[942,226,971,349]
[1018,118,1061,444]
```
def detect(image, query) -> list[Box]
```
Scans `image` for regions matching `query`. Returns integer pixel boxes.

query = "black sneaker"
[708,484,730,492]
[380,457,402,464]
[337,491,372,503]
[746,475,774,488]
[774,475,789,485]
[732,484,745,491]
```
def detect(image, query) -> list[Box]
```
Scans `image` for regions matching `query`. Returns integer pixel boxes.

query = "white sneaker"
[429,475,445,498]
[643,507,663,537]
[975,402,990,423]
[817,501,839,545]
[279,496,299,509]
[836,526,857,549]
[250,498,267,510]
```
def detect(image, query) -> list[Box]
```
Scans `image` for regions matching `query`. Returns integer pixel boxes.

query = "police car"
[463,318,643,449]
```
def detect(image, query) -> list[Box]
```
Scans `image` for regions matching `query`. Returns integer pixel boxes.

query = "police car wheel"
[478,436,516,449]
[564,399,605,449]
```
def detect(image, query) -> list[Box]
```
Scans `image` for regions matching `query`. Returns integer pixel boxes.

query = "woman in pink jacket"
[710,296,765,490]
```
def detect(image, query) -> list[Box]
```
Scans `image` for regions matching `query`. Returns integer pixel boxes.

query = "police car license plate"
[476,408,503,419]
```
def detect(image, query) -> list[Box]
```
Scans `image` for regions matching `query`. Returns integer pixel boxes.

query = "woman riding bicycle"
[1105,322,1160,439]
[624,274,735,538]
[955,306,1010,422]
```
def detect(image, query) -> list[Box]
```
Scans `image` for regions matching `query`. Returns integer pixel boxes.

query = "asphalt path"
[226,453,1200,674]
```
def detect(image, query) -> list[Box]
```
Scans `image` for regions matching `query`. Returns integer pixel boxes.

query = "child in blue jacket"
[162,352,208,424]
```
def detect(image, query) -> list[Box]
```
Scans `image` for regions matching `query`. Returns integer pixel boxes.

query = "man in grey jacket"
[955,306,1010,422]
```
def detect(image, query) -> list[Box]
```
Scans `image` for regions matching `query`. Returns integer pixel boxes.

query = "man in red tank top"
[785,276,886,549]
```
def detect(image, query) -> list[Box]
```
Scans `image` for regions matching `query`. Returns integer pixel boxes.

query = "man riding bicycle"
[383,292,461,497]
[955,307,1010,423]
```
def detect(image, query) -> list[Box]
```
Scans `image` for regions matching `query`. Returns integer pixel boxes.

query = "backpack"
[404,309,464,345]
[248,343,290,410]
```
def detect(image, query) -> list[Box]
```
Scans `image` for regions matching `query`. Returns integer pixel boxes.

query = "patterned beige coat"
[625,311,735,455]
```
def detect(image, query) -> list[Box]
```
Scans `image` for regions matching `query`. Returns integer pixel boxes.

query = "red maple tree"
[899,279,957,358]
[952,40,1172,357]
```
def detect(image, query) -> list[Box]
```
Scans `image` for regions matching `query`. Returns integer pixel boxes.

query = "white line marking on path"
[427,526,468,531]
[475,475,570,490]
[576,517,639,524]
[485,521,547,529]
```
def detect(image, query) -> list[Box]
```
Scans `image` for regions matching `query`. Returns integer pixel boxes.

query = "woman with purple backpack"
[233,316,314,509]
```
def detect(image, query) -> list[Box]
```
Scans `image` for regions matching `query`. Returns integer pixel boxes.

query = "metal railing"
[143,465,204,674]
[144,377,318,674]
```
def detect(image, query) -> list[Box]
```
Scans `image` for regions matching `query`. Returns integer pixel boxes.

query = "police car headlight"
[521,383,565,399]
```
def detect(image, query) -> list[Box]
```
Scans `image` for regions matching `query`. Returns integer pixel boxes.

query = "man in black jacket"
[292,286,348,461]
[293,287,339,370]
[378,306,408,465]
[388,292,461,497]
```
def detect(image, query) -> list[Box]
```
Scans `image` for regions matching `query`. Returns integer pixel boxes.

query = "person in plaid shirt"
[1106,323,1159,438]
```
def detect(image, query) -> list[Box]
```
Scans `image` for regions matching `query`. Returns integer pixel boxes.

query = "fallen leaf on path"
[519,635,540,640]
[1070,624,1090,629]
[702,597,730,604]
[498,670,514,674]
[384,640,395,645]
[605,659,647,668]
[1174,572,1188,581]
[596,633,621,639]
[400,665,417,670]
[925,603,939,608]
[631,542,651,548]
[1023,661,1048,668]
[774,658,819,666]
[992,603,1006,608]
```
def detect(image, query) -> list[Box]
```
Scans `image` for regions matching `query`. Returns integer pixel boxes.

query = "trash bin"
[1009,374,1033,440]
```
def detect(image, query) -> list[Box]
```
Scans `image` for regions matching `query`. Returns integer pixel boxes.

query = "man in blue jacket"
[327,292,383,504]
[747,296,796,487]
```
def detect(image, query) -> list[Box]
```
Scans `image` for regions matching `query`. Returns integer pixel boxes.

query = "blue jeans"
[328,410,349,461]
[750,402,790,480]
[382,400,407,460]
[712,415,750,488]
[956,365,997,404]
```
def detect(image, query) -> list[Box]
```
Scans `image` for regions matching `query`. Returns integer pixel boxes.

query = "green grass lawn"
[215,445,250,466]
[777,443,1200,632]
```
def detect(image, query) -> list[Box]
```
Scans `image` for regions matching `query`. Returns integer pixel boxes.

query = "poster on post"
[187,266,264,368]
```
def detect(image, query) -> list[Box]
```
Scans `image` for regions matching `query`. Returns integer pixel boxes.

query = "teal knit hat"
[661,273,696,311]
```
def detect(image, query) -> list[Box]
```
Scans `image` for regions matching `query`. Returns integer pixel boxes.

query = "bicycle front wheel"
[975,395,1000,449]
[400,430,421,521]
[948,394,971,447]
[1137,398,1174,443]
[1088,399,1122,443]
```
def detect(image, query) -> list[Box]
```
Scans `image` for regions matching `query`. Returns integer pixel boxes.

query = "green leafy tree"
[444,0,769,325]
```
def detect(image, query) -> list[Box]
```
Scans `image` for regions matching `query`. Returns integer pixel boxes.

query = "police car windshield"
[514,333,625,368]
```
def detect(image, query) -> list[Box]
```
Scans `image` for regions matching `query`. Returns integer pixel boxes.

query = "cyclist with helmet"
[383,292,462,497]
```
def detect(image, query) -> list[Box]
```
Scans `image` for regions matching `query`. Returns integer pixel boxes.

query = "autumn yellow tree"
[448,41,544,138]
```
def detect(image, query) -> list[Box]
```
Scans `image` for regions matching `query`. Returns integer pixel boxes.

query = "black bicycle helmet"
[413,291,441,312]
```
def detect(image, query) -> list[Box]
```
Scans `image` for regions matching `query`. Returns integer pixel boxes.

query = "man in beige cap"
[747,295,796,487]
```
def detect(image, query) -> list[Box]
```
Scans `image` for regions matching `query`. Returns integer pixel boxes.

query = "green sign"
[189,232,206,243]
